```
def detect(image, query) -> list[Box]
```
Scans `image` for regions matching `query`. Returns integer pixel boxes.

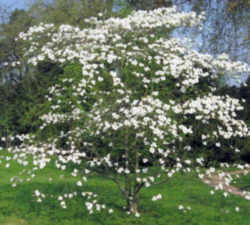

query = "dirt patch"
[2,217,26,225]
[201,167,250,200]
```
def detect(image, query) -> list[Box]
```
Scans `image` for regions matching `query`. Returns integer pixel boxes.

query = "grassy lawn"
[234,174,250,192]
[0,154,250,225]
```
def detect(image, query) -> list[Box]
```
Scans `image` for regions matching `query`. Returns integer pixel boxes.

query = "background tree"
[28,0,116,27]
[0,8,35,144]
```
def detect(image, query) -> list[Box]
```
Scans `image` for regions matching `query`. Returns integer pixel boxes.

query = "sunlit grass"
[234,174,250,191]
[0,153,250,225]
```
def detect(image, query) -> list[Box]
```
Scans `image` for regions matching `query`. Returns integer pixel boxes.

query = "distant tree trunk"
[154,0,172,8]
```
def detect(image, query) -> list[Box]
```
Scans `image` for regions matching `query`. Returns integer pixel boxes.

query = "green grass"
[234,174,250,192]
[0,154,250,225]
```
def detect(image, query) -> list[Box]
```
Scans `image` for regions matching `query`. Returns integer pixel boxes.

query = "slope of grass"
[0,152,250,225]
[234,174,250,191]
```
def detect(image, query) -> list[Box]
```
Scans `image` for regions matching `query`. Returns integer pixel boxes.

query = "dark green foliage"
[0,62,63,145]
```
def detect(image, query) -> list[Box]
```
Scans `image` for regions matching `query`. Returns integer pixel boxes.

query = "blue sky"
[1,0,29,11]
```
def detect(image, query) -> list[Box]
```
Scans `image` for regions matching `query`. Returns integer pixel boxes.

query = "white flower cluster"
[181,94,249,139]
[95,7,205,31]
[152,194,162,201]
[178,204,191,213]
[33,189,46,203]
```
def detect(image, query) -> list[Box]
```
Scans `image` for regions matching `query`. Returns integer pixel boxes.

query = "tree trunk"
[126,193,139,213]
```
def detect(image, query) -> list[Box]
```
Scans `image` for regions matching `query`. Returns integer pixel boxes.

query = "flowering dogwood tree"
[1,7,250,216]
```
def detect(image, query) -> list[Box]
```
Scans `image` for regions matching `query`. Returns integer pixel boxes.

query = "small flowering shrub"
[1,7,250,216]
